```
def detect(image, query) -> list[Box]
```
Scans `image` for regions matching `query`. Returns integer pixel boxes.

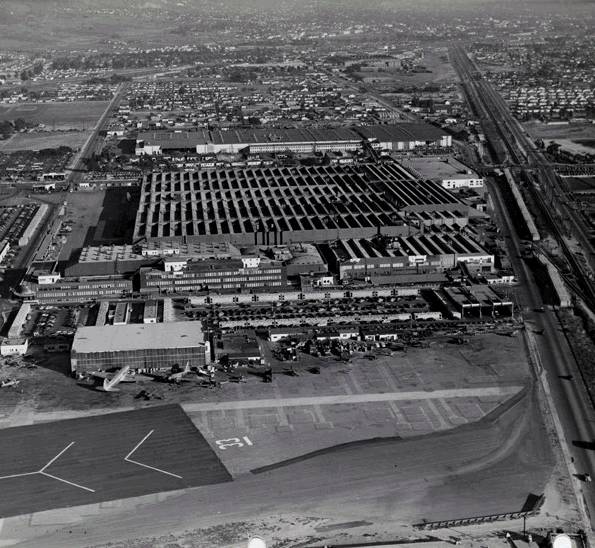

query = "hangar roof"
[72,321,204,354]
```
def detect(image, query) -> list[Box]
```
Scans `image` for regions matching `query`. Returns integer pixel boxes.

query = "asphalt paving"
[3,384,554,548]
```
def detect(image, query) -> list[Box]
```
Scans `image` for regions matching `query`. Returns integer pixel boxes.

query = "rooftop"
[400,157,480,181]
[356,123,447,143]
[71,322,204,354]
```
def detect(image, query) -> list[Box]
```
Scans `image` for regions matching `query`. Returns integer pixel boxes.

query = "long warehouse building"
[134,123,451,156]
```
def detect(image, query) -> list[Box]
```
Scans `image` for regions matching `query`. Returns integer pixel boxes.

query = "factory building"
[30,275,133,304]
[134,123,451,156]
[70,321,209,374]
[400,157,484,190]
[356,123,452,150]
[139,255,287,296]
[435,285,514,319]
[133,164,468,245]
[317,231,494,283]
[18,203,49,247]
[135,127,362,156]
[64,241,242,277]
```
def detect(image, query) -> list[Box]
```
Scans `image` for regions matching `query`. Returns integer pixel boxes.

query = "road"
[66,82,128,189]
[489,176,595,536]
[451,46,595,308]
[451,45,595,535]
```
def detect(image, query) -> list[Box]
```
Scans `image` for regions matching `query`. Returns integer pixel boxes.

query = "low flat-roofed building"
[66,242,244,279]
[1,337,28,356]
[70,321,209,373]
[32,275,133,304]
[400,157,484,190]
[0,239,10,264]
[216,329,263,365]
[360,324,400,341]
[143,300,158,323]
[440,285,513,318]
[113,302,129,326]
[355,123,452,150]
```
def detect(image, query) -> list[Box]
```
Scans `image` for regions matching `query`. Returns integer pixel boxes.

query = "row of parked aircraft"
[88,362,212,392]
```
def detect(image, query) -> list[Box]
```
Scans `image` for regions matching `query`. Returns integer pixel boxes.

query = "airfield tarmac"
[0,333,568,546]
[0,386,557,548]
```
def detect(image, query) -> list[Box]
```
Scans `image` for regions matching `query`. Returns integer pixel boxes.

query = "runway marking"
[0,471,38,480]
[40,441,76,471]
[215,436,253,450]
[124,430,183,479]
[0,442,95,493]
[40,471,95,493]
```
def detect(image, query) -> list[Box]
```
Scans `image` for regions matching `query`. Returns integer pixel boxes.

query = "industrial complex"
[1,6,592,546]
[133,163,470,244]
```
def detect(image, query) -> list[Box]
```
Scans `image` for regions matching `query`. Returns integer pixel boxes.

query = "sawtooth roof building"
[133,163,470,245]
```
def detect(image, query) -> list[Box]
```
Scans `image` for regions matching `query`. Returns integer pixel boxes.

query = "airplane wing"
[102,365,131,392]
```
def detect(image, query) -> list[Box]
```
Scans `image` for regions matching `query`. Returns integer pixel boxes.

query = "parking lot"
[21,304,97,339]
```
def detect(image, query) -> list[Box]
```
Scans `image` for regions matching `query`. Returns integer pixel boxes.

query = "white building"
[1,337,29,356]
[0,240,10,264]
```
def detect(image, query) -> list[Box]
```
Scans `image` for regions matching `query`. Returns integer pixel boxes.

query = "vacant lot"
[0,101,108,130]
[524,121,595,141]
[0,131,90,152]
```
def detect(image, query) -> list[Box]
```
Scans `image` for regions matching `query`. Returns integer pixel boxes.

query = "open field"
[356,51,459,88]
[0,131,91,152]
[0,102,108,131]
[555,139,595,155]
[523,121,595,141]
[0,386,557,548]
[0,404,231,518]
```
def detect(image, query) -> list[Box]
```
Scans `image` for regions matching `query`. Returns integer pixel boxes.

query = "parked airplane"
[100,365,132,392]
[147,362,193,384]
[1,378,20,388]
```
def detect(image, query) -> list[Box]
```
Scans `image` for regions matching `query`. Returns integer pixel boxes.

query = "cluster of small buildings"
[0,150,72,183]
[120,73,389,131]
[502,86,593,121]
[0,203,48,251]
